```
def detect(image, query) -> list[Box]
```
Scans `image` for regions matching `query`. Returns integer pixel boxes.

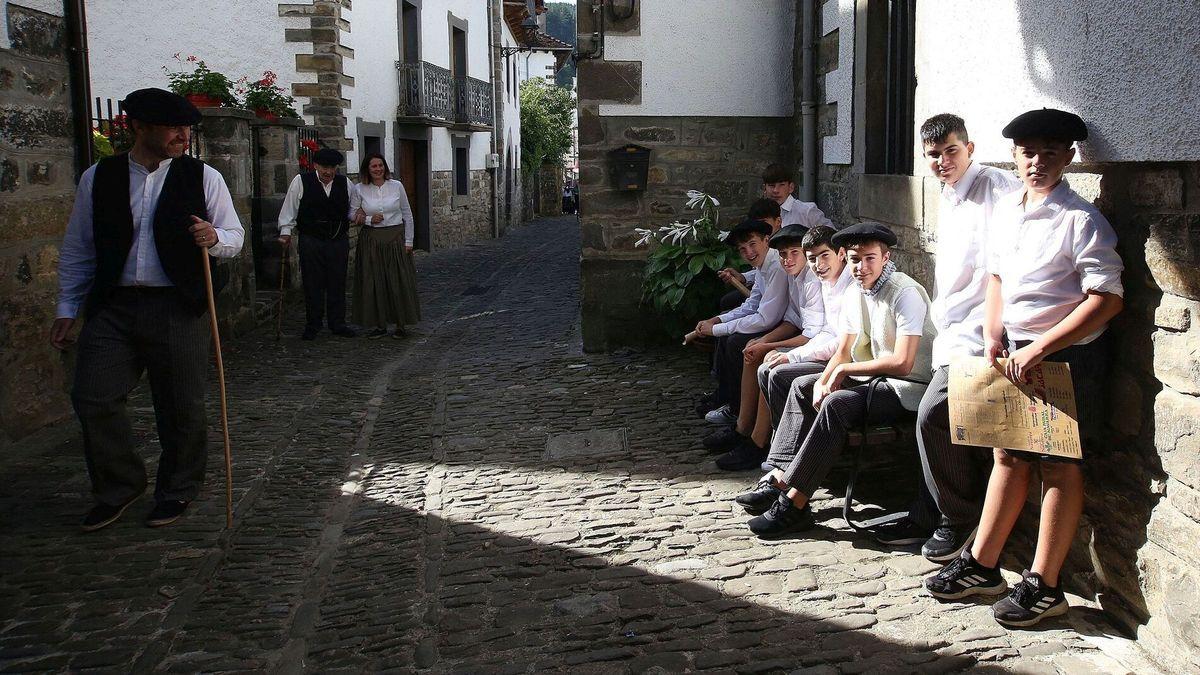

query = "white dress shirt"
[56,157,245,319]
[714,248,788,336]
[788,264,854,363]
[930,162,1021,368]
[350,179,415,246]
[781,271,826,340]
[277,173,345,237]
[780,195,836,230]
[987,179,1124,345]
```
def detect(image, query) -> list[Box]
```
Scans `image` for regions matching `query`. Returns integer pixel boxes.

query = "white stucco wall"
[822,0,853,164]
[599,0,794,117]
[84,1,311,120]
[425,0,493,172]
[913,0,1200,163]
[343,1,400,172]
[501,20,521,172]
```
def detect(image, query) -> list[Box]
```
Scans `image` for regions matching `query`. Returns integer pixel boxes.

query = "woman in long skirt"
[351,152,422,337]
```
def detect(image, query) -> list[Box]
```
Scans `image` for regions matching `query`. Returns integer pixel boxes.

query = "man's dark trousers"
[72,288,210,506]
[298,234,350,330]
[714,329,768,413]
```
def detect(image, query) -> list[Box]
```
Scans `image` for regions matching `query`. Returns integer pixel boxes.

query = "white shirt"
[781,271,825,340]
[789,264,854,363]
[930,162,1021,368]
[277,174,346,237]
[987,179,1124,344]
[780,195,835,230]
[841,284,928,336]
[714,249,788,336]
[56,157,245,319]
[350,179,415,246]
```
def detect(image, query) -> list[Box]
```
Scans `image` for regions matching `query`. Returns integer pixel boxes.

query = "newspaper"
[948,356,1082,459]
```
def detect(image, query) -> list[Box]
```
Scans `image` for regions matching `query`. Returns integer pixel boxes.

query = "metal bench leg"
[842,377,882,534]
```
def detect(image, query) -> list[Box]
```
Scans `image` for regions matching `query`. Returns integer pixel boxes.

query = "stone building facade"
[576,0,1200,667]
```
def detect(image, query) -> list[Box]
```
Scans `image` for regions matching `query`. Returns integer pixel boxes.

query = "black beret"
[725,218,773,246]
[1002,108,1088,142]
[313,148,344,167]
[831,221,898,249]
[769,224,809,249]
[121,88,201,126]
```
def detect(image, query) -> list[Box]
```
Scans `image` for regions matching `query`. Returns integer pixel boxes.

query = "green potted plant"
[239,71,300,121]
[163,54,237,108]
[634,190,746,339]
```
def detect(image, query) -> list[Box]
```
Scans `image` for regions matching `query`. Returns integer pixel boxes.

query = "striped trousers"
[757,357,826,427]
[72,288,211,506]
[916,366,992,527]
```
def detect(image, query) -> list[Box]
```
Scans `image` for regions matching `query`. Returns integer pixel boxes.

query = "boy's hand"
[717,268,746,286]
[763,350,790,369]
[743,342,772,363]
[984,337,1007,367]
[1005,343,1045,383]
[695,318,719,337]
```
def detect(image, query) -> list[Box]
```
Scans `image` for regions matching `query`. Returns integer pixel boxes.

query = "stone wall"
[251,118,302,290]
[279,0,354,152]
[0,3,75,446]
[430,169,493,249]
[577,113,794,351]
[537,164,563,217]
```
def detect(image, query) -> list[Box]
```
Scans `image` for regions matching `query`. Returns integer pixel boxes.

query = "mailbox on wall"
[609,144,651,191]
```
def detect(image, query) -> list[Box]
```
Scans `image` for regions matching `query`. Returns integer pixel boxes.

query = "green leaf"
[675,267,695,287]
[646,256,670,275]
[664,245,685,260]
[666,286,685,307]
[687,255,704,275]
[685,243,707,255]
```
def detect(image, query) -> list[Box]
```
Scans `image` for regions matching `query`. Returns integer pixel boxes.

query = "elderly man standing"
[277,148,357,340]
[51,88,245,531]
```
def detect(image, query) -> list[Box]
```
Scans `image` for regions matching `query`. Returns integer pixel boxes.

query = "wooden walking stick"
[200,247,235,528]
[682,276,753,344]
[275,242,288,341]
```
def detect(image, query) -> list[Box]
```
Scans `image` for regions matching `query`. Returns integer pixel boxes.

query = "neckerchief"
[861,260,896,298]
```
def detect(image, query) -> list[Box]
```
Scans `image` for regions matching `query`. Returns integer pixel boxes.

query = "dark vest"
[90,153,223,316]
[296,172,350,240]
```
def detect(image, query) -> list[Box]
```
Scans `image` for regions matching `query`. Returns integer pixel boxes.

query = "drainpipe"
[488,0,501,238]
[800,0,817,202]
[65,0,93,179]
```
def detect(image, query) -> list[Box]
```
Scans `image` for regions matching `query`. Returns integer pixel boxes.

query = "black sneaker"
[924,551,1008,600]
[922,519,979,563]
[748,493,814,539]
[146,500,190,528]
[992,571,1068,627]
[734,477,781,515]
[715,439,767,471]
[702,426,743,451]
[80,493,142,532]
[868,516,930,547]
[301,327,319,341]
[694,391,720,418]
[330,325,357,337]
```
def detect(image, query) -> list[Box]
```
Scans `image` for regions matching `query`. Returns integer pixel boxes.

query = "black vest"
[296,172,350,240]
[90,153,223,316]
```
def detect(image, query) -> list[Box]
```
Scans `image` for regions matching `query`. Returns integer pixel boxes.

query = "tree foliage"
[519,79,574,174]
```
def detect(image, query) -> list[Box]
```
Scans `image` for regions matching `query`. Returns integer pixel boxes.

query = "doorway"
[397,136,431,251]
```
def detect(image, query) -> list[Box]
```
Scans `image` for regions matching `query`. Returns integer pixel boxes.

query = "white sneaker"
[705,404,736,425]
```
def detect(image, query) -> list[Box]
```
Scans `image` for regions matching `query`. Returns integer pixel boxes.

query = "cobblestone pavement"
[1,216,1153,673]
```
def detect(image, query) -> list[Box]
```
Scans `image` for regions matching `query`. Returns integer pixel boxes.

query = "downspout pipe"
[65,0,93,179]
[800,0,817,202]
[488,0,501,238]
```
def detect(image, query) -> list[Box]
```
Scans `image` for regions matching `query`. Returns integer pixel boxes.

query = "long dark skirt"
[352,226,421,328]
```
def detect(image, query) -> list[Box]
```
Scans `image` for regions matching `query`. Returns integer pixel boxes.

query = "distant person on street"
[278,147,357,341]
[52,87,245,531]
[350,152,421,338]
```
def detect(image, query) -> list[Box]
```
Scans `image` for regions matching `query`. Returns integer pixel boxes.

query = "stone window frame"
[448,11,469,80]
[451,132,471,206]
[856,0,916,176]
[356,118,387,174]
[398,0,422,64]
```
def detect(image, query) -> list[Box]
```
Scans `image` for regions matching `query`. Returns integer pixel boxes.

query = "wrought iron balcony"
[396,61,493,130]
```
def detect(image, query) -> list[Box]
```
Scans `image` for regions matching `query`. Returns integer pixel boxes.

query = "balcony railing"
[396,61,493,129]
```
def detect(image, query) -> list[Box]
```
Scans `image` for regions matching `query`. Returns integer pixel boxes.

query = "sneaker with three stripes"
[991,571,1068,627]
[924,550,1008,600]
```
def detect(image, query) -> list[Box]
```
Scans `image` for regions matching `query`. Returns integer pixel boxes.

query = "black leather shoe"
[734,478,781,515]
[702,426,743,451]
[301,327,318,341]
[81,493,142,532]
[748,493,814,539]
[146,500,190,528]
[715,439,767,471]
[330,325,357,337]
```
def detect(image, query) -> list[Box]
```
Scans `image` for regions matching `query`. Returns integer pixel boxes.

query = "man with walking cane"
[50,88,244,532]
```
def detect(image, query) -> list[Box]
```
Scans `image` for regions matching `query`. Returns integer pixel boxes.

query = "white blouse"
[350,179,415,246]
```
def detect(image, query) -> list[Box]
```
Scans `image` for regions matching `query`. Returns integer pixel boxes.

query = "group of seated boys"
[688,109,1124,628]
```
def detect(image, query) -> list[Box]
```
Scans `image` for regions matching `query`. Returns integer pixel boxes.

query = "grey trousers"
[766,376,909,498]
[72,288,211,506]
[757,358,827,427]
[917,366,993,527]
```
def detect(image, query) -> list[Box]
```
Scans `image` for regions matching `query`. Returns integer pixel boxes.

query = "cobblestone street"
[1,216,1150,673]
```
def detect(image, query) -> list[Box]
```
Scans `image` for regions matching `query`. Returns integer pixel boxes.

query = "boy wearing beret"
[914,114,1021,561]
[278,148,357,340]
[695,219,790,430]
[52,88,245,530]
[707,224,828,471]
[737,224,937,537]
[924,109,1124,628]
